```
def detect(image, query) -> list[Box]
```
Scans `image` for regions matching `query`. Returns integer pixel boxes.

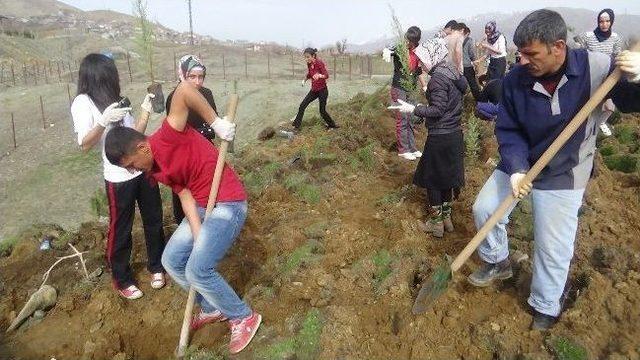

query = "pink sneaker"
[228,311,262,354]
[118,285,143,300]
[190,309,227,331]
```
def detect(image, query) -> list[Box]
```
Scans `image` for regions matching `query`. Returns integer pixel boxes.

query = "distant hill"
[0,0,79,17]
[345,7,640,54]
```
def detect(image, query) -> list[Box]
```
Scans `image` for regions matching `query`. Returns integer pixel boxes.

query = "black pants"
[487,57,507,81]
[105,175,165,289]
[172,192,184,224]
[293,87,336,129]
[427,188,453,207]
[463,66,482,101]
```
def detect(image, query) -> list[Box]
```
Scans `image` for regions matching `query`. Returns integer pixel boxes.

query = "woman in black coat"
[389,39,467,238]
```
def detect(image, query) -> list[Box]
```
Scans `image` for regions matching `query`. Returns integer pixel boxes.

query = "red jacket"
[306,59,329,91]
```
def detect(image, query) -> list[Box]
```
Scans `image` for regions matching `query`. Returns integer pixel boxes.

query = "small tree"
[389,5,415,91]
[335,38,347,54]
[132,0,156,82]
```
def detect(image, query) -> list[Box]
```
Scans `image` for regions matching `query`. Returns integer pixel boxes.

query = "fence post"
[222,53,226,80]
[126,52,133,83]
[333,55,337,80]
[40,95,46,129]
[22,63,27,85]
[56,61,61,83]
[48,60,53,75]
[291,53,295,79]
[67,83,72,106]
[44,63,49,84]
[11,113,16,149]
[349,55,352,80]
[267,51,271,79]
[33,61,38,86]
[368,55,372,78]
[243,52,248,79]
[11,62,16,86]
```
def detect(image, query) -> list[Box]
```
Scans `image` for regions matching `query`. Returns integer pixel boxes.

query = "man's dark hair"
[513,9,567,48]
[452,22,465,31]
[444,20,458,30]
[405,26,421,47]
[463,25,471,35]
[104,126,147,166]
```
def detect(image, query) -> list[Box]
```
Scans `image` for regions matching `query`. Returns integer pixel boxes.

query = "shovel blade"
[412,264,452,314]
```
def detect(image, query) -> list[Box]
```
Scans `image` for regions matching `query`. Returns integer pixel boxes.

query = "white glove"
[599,123,613,136]
[616,50,640,82]
[211,116,236,141]
[98,102,131,128]
[382,48,393,63]
[141,93,155,113]
[422,85,428,93]
[301,79,307,87]
[387,99,416,113]
[510,172,532,199]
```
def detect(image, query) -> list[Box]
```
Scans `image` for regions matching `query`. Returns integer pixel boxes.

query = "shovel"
[413,57,628,314]
[176,94,239,358]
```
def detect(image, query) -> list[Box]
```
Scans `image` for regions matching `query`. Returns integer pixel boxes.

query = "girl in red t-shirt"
[291,48,339,131]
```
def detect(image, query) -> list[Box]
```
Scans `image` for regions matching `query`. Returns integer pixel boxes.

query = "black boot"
[531,310,558,330]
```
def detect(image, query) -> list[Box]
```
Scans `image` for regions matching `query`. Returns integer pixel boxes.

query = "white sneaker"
[398,152,417,161]
[412,151,422,158]
[599,123,612,137]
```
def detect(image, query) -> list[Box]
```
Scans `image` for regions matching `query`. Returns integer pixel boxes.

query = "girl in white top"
[70,53,166,300]
[480,21,507,81]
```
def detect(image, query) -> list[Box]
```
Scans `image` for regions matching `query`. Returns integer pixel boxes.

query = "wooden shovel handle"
[451,56,629,272]
[177,94,239,358]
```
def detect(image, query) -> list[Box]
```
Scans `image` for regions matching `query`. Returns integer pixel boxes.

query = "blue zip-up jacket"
[496,48,640,190]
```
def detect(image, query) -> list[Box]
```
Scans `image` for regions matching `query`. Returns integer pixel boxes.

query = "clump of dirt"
[2,87,640,359]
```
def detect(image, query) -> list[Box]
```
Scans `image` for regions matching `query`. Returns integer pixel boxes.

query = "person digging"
[104,81,262,354]
[468,9,640,330]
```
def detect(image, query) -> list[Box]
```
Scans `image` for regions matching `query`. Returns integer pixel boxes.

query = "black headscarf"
[594,8,615,42]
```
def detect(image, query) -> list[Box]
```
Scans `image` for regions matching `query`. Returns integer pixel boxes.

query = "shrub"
[465,115,481,162]
[90,189,109,217]
[604,154,638,173]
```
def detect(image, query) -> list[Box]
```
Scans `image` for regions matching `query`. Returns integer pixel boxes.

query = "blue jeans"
[161,201,251,320]
[473,170,585,316]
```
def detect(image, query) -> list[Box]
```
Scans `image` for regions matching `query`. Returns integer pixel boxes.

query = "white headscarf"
[177,54,206,82]
[413,38,449,73]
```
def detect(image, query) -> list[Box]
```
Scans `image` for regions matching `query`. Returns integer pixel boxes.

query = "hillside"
[1,89,640,359]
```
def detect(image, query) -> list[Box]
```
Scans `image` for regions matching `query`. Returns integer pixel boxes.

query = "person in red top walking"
[104,82,261,355]
[292,47,339,131]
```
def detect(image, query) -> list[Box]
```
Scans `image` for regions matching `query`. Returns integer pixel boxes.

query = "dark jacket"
[413,63,468,135]
[166,86,217,141]
[391,48,422,91]
[496,48,640,190]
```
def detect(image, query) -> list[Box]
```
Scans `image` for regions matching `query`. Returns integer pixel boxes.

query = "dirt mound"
[2,88,640,359]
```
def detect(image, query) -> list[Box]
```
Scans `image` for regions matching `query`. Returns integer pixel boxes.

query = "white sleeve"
[70,95,96,146]
[498,35,507,56]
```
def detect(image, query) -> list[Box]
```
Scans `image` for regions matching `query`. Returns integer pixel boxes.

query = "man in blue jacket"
[468,9,640,330]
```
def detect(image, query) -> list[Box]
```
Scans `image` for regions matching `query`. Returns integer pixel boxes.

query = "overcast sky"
[59,0,640,46]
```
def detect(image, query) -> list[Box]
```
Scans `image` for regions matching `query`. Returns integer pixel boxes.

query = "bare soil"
[1,89,639,359]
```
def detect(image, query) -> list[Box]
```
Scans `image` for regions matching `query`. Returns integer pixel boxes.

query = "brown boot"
[421,205,444,238]
[442,202,454,233]
[424,219,445,238]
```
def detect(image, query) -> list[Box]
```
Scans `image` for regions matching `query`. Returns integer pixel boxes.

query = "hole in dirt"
[410,261,431,297]
[562,272,590,310]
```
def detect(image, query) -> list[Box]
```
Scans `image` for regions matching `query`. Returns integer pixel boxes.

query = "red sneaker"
[118,285,143,300]
[228,311,262,354]
[190,310,227,331]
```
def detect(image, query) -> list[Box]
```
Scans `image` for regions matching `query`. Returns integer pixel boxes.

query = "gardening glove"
[382,48,393,63]
[510,172,532,199]
[301,79,307,86]
[387,99,416,113]
[98,102,131,128]
[140,93,155,113]
[616,50,640,82]
[211,116,236,141]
